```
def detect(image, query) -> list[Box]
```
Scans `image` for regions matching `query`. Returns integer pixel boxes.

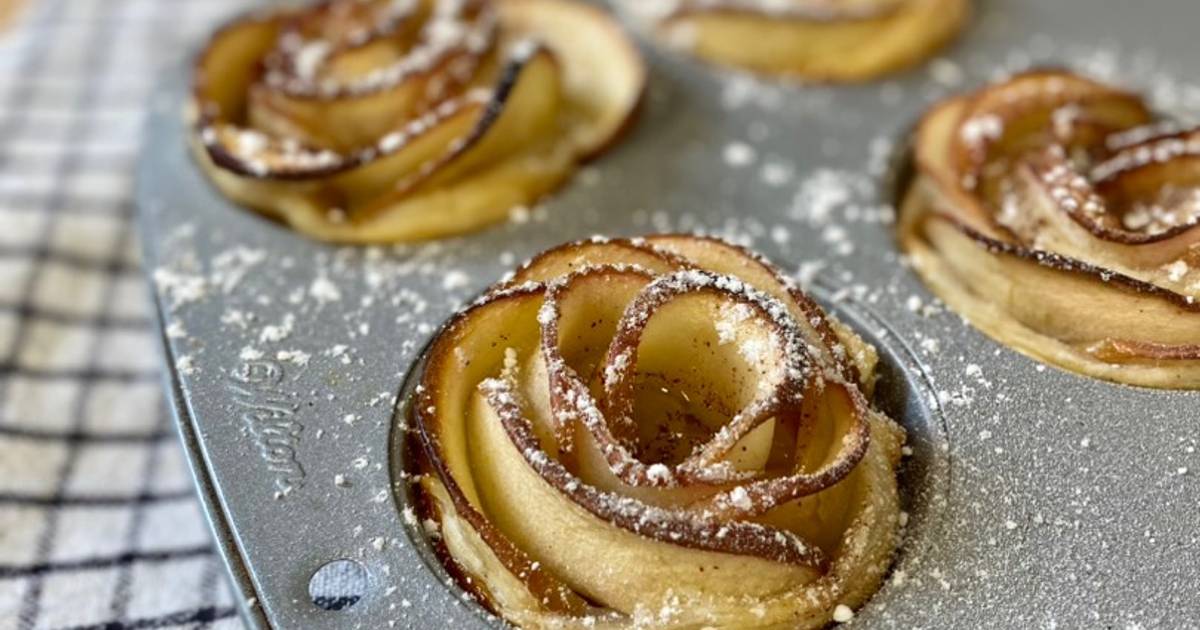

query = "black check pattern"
[0,1,249,627]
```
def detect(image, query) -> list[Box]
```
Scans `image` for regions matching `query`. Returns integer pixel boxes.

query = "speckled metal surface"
[137,1,1200,628]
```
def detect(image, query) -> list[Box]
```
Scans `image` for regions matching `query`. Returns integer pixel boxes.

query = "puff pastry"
[413,235,906,628]
[189,0,644,242]
[635,0,967,81]
[899,70,1200,388]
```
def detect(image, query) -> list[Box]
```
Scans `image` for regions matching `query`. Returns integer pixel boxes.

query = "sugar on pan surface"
[139,0,1200,627]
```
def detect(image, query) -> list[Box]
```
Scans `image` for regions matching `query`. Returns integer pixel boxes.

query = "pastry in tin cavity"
[898,69,1200,389]
[625,0,968,82]
[412,235,906,629]
[188,0,644,243]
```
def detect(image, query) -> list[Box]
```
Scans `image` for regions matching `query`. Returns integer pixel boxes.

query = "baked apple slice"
[627,0,968,81]
[189,0,645,243]
[899,69,1200,388]
[412,234,906,628]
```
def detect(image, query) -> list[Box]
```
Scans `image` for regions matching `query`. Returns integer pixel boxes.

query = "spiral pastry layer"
[189,0,644,243]
[899,69,1200,388]
[412,235,905,629]
[629,0,967,81]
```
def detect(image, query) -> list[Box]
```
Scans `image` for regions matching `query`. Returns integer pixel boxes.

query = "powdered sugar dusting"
[149,7,1200,625]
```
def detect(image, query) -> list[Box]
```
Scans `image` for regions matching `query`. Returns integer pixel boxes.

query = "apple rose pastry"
[633,0,968,81]
[899,69,1200,388]
[189,0,644,243]
[412,235,906,629]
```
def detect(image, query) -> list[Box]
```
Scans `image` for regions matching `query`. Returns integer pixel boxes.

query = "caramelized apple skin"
[413,235,906,629]
[642,0,968,82]
[190,0,645,243]
[899,69,1200,388]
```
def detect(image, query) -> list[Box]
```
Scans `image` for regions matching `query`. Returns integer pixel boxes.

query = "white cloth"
[0,0,254,627]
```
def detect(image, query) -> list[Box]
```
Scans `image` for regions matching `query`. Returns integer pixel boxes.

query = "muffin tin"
[138,0,1200,627]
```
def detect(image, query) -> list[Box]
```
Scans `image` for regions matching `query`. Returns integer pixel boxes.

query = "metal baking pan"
[136,0,1200,627]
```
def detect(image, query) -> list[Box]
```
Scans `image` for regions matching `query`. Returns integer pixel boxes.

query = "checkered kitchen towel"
[0,0,260,628]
